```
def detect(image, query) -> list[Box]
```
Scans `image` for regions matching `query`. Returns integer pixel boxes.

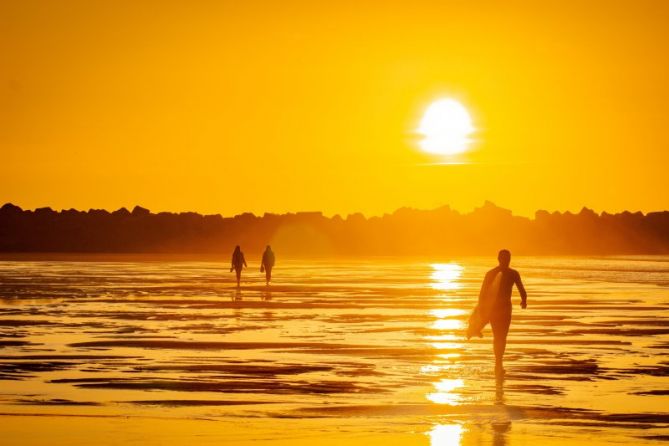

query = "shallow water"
[0,256,668,445]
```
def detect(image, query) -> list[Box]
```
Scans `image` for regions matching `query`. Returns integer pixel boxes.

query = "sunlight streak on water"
[428,423,463,445]
[430,342,463,350]
[427,378,465,405]
[430,309,466,318]
[430,263,464,291]
[431,319,464,330]
[420,363,458,374]
[426,263,466,407]
[437,353,461,360]
[425,334,460,342]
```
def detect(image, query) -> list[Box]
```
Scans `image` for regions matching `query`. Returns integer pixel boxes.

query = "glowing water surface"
[0,256,668,445]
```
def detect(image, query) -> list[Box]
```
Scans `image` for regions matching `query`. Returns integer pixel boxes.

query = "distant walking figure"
[260,245,275,286]
[230,245,247,288]
[467,249,527,378]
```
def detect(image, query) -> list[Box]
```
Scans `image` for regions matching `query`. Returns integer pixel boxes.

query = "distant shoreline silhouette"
[1,201,669,255]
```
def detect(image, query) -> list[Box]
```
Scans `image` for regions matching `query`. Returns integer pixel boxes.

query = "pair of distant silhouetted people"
[230,245,275,287]
[468,249,527,378]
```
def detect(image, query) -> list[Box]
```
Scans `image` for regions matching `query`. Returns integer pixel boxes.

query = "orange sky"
[2,0,668,217]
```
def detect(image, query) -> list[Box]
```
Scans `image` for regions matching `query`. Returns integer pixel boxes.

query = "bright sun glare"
[418,99,475,155]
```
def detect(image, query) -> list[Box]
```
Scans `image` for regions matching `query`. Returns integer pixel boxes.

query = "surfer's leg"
[491,304,511,373]
[235,268,241,287]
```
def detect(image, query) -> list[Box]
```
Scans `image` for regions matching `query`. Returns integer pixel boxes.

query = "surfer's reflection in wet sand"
[467,249,527,378]
[492,420,511,446]
[492,378,511,446]
[495,376,505,405]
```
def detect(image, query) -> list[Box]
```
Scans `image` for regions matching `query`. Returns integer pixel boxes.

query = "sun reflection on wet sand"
[430,309,465,318]
[430,342,463,350]
[425,263,467,408]
[431,319,463,331]
[428,423,463,445]
[427,378,465,405]
[430,263,464,291]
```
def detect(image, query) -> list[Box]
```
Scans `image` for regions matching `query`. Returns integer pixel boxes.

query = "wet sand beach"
[0,256,668,445]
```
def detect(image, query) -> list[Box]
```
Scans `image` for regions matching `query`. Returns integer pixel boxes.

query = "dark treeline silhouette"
[1,201,669,256]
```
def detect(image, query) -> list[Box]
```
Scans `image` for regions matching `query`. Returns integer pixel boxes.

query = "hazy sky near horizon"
[2,0,669,217]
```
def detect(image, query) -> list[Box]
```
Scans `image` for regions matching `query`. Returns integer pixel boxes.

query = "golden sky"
[2,0,668,217]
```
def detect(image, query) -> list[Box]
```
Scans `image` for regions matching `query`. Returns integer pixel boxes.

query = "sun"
[417,98,475,155]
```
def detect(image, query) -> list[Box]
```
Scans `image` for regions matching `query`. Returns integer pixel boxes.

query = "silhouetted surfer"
[230,245,247,288]
[260,245,275,286]
[467,249,527,378]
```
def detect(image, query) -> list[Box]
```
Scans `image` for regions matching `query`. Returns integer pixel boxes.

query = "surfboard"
[466,270,502,339]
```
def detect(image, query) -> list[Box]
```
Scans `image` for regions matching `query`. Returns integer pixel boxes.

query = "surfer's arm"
[514,271,527,306]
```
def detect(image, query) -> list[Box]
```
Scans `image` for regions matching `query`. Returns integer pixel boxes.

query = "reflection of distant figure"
[467,249,527,378]
[233,288,243,301]
[230,245,247,288]
[260,245,275,285]
[261,290,272,301]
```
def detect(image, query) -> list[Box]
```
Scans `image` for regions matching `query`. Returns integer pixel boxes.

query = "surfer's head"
[498,249,511,268]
